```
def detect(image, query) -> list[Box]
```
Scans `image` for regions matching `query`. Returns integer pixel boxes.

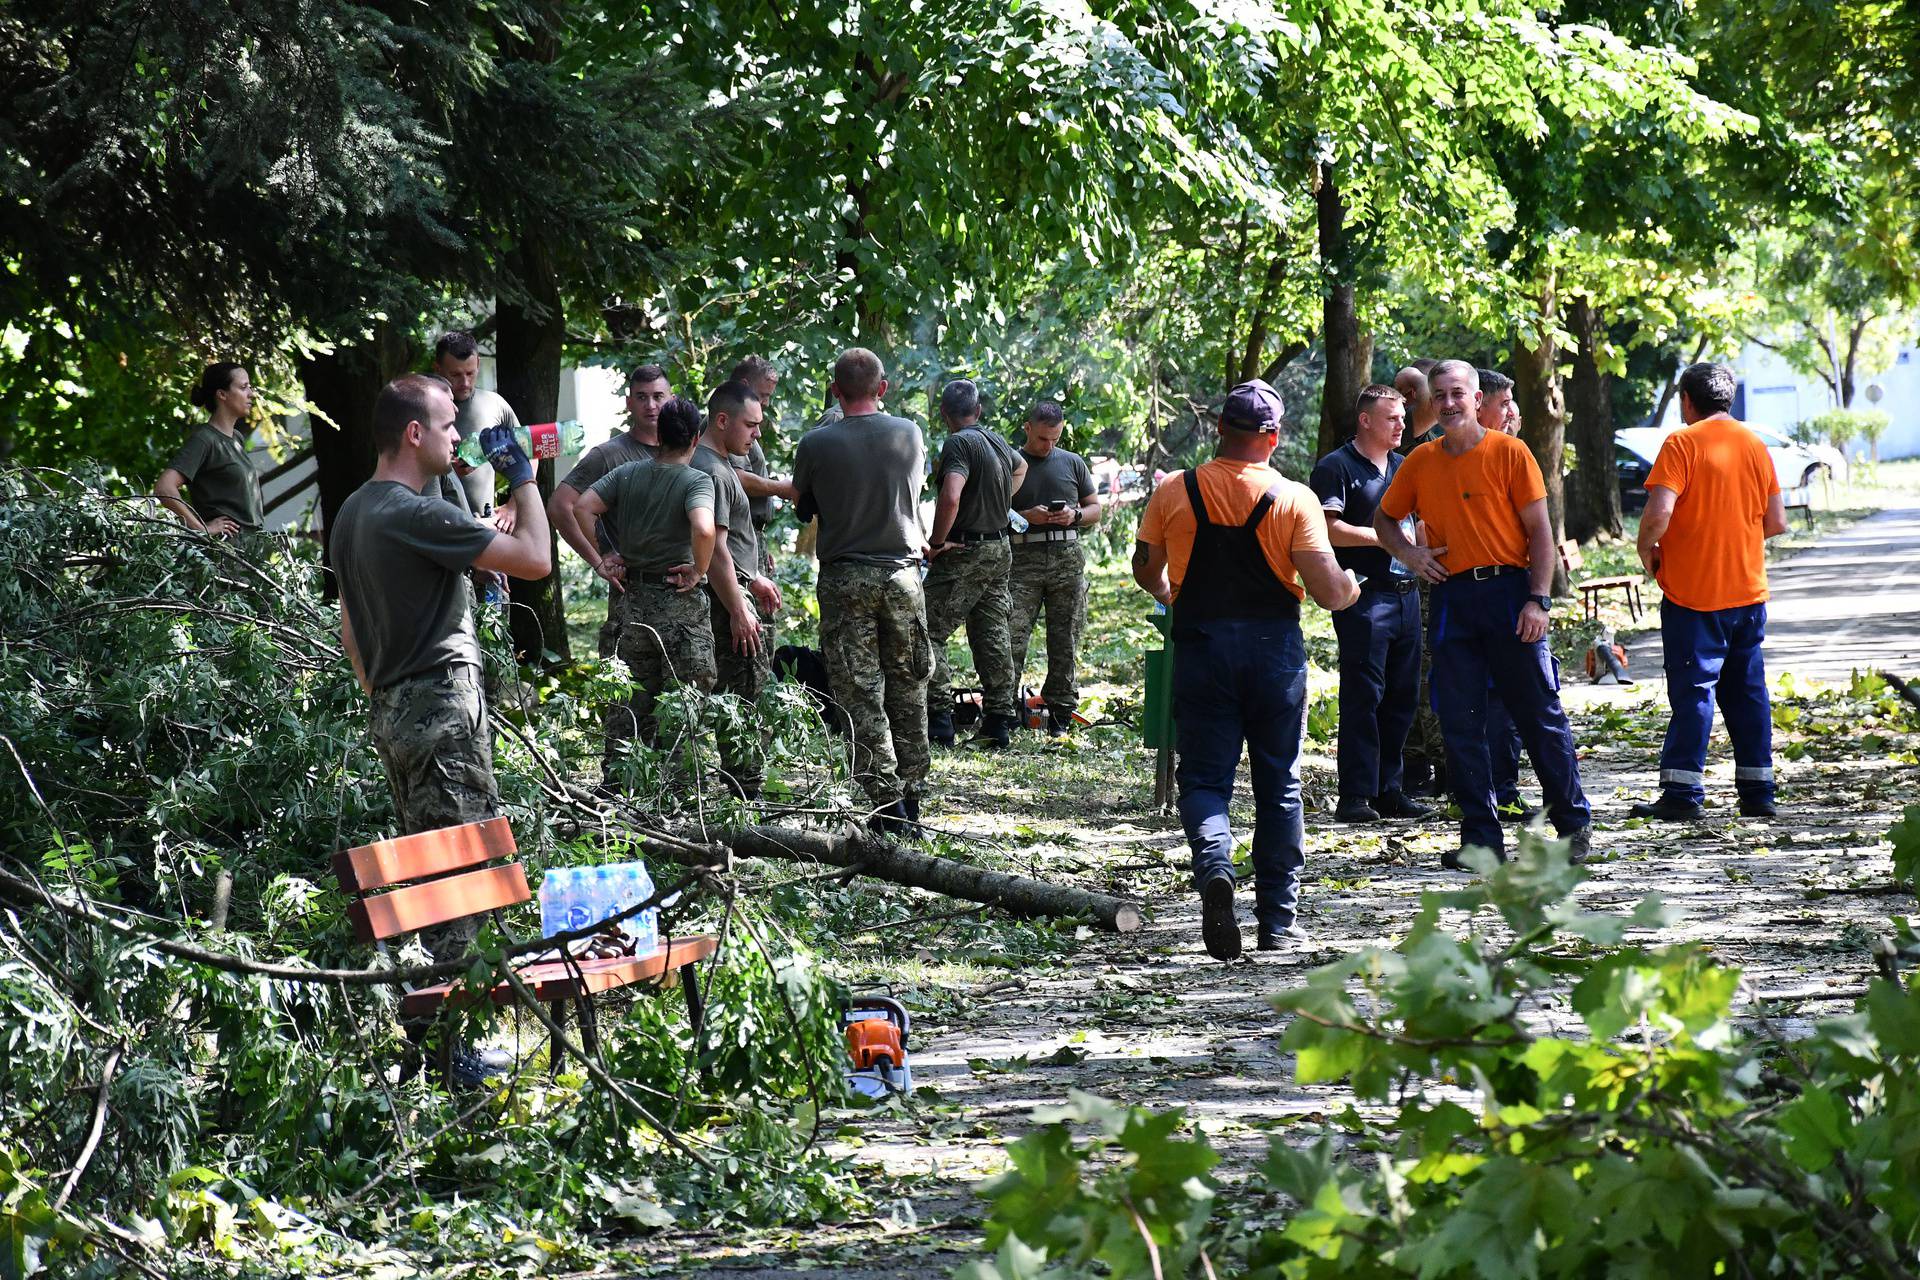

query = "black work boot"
[974,712,1012,750]
[928,709,956,748]
[1373,791,1432,820]
[1199,877,1242,961]
[1046,710,1071,738]
[870,799,911,838]
[1334,797,1381,823]
[1739,793,1777,818]
[1629,793,1704,821]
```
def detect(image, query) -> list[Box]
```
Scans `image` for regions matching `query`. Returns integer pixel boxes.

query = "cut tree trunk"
[1511,292,1570,594]
[1315,167,1371,459]
[708,822,1145,934]
[301,321,412,597]
[1564,295,1623,542]
[494,240,571,668]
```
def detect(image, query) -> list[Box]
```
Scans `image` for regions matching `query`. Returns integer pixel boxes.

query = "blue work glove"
[478,425,534,490]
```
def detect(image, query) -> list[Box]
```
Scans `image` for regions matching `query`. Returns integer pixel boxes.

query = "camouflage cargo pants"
[603,582,718,772]
[369,664,497,978]
[1009,541,1088,719]
[922,537,1018,722]
[712,585,775,793]
[1404,577,1447,789]
[818,560,933,805]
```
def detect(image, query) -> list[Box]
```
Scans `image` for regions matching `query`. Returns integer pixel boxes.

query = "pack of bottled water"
[538,861,658,954]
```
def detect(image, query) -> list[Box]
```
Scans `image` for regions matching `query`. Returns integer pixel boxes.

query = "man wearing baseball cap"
[1133,379,1360,961]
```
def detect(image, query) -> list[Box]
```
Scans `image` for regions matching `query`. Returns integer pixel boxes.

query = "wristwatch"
[1529,594,1553,612]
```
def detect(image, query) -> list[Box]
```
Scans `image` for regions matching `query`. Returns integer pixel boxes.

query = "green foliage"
[1805,408,1894,457]
[964,829,1920,1278]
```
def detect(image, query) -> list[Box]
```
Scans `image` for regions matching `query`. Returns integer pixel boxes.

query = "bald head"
[1395,365,1436,434]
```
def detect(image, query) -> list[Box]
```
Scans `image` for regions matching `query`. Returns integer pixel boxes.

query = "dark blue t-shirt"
[1308,441,1414,584]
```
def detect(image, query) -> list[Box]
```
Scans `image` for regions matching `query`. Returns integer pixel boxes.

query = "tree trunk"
[300,322,411,597]
[494,241,570,667]
[1564,295,1623,542]
[717,823,1145,933]
[1315,168,1371,458]
[1511,292,1570,594]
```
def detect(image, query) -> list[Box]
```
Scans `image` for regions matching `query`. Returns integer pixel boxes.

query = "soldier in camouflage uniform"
[1008,401,1102,735]
[923,379,1026,749]
[572,396,721,774]
[726,355,800,582]
[332,373,553,1087]
[548,364,672,659]
[793,348,932,831]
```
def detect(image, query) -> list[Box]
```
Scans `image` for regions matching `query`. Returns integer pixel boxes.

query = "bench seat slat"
[333,816,517,893]
[398,935,720,1019]
[1577,575,1640,589]
[348,863,531,943]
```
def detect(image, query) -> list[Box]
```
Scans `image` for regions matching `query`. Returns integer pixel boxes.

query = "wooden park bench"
[1783,480,1815,531]
[332,815,718,1077]
[1559,539,1644,625]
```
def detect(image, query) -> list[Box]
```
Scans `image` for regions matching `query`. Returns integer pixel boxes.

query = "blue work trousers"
[1429,574,1590,854]
[1173,617,1308,932]
[1658,600,1774,804]
[1489,695,1525,807]
[1332,587,1422,801]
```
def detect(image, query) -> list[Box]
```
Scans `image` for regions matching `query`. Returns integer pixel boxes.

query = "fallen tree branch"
[1881,669,1920,717]
[711,822,1145,933]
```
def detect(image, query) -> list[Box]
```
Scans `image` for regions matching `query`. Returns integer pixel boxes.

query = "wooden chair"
[1782,481,1815,531]
[1559,538,1644,625]
[331,816,718,1077]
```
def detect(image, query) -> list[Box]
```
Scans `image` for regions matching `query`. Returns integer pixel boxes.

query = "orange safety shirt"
[1136,458,1332,602]
[1645,414,1779,611]
[1377,430,1546,573]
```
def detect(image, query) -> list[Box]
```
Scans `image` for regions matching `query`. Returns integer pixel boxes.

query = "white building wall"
[1725,336,1920,462]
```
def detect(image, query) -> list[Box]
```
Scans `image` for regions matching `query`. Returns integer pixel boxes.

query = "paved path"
[1619,506,1920,686]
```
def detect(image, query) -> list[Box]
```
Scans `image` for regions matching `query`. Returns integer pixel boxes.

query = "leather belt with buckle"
[1012,529,1079,545]
[1466,564,1519,580]
[1361,576,1418,593]
[956,529,1008,543]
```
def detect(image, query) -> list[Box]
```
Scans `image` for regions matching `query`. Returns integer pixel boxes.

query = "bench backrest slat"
[346,863,531,943]
[1557,538,1584,574]
[333,816,517,894]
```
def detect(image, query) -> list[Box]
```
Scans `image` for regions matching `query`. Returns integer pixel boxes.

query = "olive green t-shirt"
[562,432,658,552]
[937,424,1020,535]
[331,480,497,689]
[590,460,715,576]
[691,443,758,583]
[167,424,264,529]
[792,411,926,567]
[1010,445,1096,512]
[732,439,772,528]
[452,389,521,514]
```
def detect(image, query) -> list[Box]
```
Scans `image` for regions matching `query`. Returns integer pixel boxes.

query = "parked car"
[1615,424,1846,512]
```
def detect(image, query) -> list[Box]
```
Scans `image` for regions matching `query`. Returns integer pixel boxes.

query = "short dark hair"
[189,361,244,410]
[433,331,478,364]
[1678,362,1736,415]
[832,348,884,401]
[372,374,451,457]
[729,355,776,386]
[1027,400,1064,428]
[628,363,669,390]
[940,378,981,423]
[655,395,703,451]
[1477,368,1514,395]
[707,379,760,423]
[1357,384,1405,416]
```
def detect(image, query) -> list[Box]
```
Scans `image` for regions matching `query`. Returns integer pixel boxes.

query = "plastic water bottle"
[1007,507,1029,533]
[622,862,658,952]
[541,866,588,938]
[455,418,588,469]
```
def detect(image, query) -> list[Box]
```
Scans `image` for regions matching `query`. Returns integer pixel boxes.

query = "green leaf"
[1776,1086,1847,1172]
[1865,978,1920,1057]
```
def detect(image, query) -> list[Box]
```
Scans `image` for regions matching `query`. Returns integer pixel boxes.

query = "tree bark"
[714,823,1145,933]
[494,239,571,667]
[1511,291,1570,594]
[1315,168,1371,459]
[1564,295,1623,542]
[300,321,411,597]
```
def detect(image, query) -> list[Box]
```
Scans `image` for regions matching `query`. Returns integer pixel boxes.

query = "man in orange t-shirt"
[1374,359,1592,869]
[1133,378,1359,961]
[1633,362,1789,821]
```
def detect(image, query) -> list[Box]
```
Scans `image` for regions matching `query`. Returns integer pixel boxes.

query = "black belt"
[631,572,704,588]
[1461,564,1520,580]
[955,529,1008,542]
[1361,576,1419,594]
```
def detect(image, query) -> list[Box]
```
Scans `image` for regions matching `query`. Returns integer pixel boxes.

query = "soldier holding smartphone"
[1008,401,1101,736]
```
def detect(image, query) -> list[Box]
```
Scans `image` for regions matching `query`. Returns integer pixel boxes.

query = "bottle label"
[528,421,561,460]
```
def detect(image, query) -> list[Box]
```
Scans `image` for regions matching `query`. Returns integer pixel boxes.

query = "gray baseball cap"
[1221,379,1284,432]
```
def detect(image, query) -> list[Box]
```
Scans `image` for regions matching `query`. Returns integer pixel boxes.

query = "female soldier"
[154,362,263,536]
